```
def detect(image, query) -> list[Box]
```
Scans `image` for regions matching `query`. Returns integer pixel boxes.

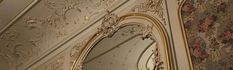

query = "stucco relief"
[44,0,82,20]
[23,0,119,60]
[0,27,19,69]
[69,40,87,66]
[98,11,120,38]
[132,0,167,25]
[0,27,37,69]
[35,37,90,70]
[37,56,65,70]
[24,0,119,45]
[100,13,164,70]
[70,12,168,70]
[142,25,153,40]
[0,0,122,69]
[153,43,164,70]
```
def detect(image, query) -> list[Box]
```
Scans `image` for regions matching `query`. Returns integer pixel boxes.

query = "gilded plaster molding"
[177,0,193,69]
[98,11,120,38]
[70,38,90,68]
[153,43,164,70]
[36,56,65,70]
[23,0,129,69]
[132,0,167,25]
[0,0,123,69]
[71,13,171,70]
[142,25,153,40]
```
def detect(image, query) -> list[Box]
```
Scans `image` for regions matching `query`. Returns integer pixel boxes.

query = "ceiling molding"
[0,0,40,35]
[23,0,130,70]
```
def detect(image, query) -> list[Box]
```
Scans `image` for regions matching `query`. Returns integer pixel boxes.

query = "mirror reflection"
[83,25,157,70]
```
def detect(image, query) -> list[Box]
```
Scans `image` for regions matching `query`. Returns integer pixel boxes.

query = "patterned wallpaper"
[181,0,233,70]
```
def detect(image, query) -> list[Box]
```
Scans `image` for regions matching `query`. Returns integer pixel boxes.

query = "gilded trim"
[121,13,171,70]
[71,13,172,70]
[177,0,193,70]
[24,0,130,69]
[136,41,155,70]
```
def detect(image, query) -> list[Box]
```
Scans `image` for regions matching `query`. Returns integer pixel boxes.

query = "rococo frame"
[71,12,174,70]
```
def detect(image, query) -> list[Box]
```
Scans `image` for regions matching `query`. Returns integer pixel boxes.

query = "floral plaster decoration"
[132,0,167,25]
[0,28,19,68]
[44,0,82,20]
[37,56,65,70]
[181,0,233,69]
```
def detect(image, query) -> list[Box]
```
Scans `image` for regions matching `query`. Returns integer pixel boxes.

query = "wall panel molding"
[0,0,40,35]
[23,0,130,70]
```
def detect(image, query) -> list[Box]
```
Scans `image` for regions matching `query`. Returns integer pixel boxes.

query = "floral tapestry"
[181,0,233,70]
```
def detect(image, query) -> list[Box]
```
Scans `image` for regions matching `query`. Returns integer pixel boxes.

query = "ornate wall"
[0,0,129,69]
[0,0,200,70]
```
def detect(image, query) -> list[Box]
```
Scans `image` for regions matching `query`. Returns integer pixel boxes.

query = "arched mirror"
[71,13,172,70]
[83,25,156,70]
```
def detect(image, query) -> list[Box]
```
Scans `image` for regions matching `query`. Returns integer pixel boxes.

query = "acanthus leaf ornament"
[142,25,153,40]
[70,39,89,66]
[37,56,65,70]
[132,0,167,25]
[153,43,164,70]
[44,0,82,20]
[76,62,83,70]
[0,27,20,68]
[98,11,120,38]
[132,0,163,15]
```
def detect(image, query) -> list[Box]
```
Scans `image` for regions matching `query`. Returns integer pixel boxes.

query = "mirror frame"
[71,12,174,70]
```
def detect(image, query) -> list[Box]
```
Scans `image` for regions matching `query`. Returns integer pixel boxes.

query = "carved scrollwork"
[89,0,115,10]
[76,62,83,70]
[132,0,166,25]
[98,11,120,37]
[98,12,164,70]
[0,28,19,67]
[70,41,86,65]
[37,56,65,70]
[142,25,153,40]
[44,0,82,20]
[153,43,164,70]
[0,27,36,68]
[133,0,162,13]
[0,27,18,41]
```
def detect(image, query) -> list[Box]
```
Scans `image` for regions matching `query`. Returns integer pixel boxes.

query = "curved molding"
[177,0,193,70]
[71,13,173,70]
[131,0,167,25]
[21,0,130,70]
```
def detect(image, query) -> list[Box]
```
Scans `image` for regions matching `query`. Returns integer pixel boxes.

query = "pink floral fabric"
[181,0,233,70]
